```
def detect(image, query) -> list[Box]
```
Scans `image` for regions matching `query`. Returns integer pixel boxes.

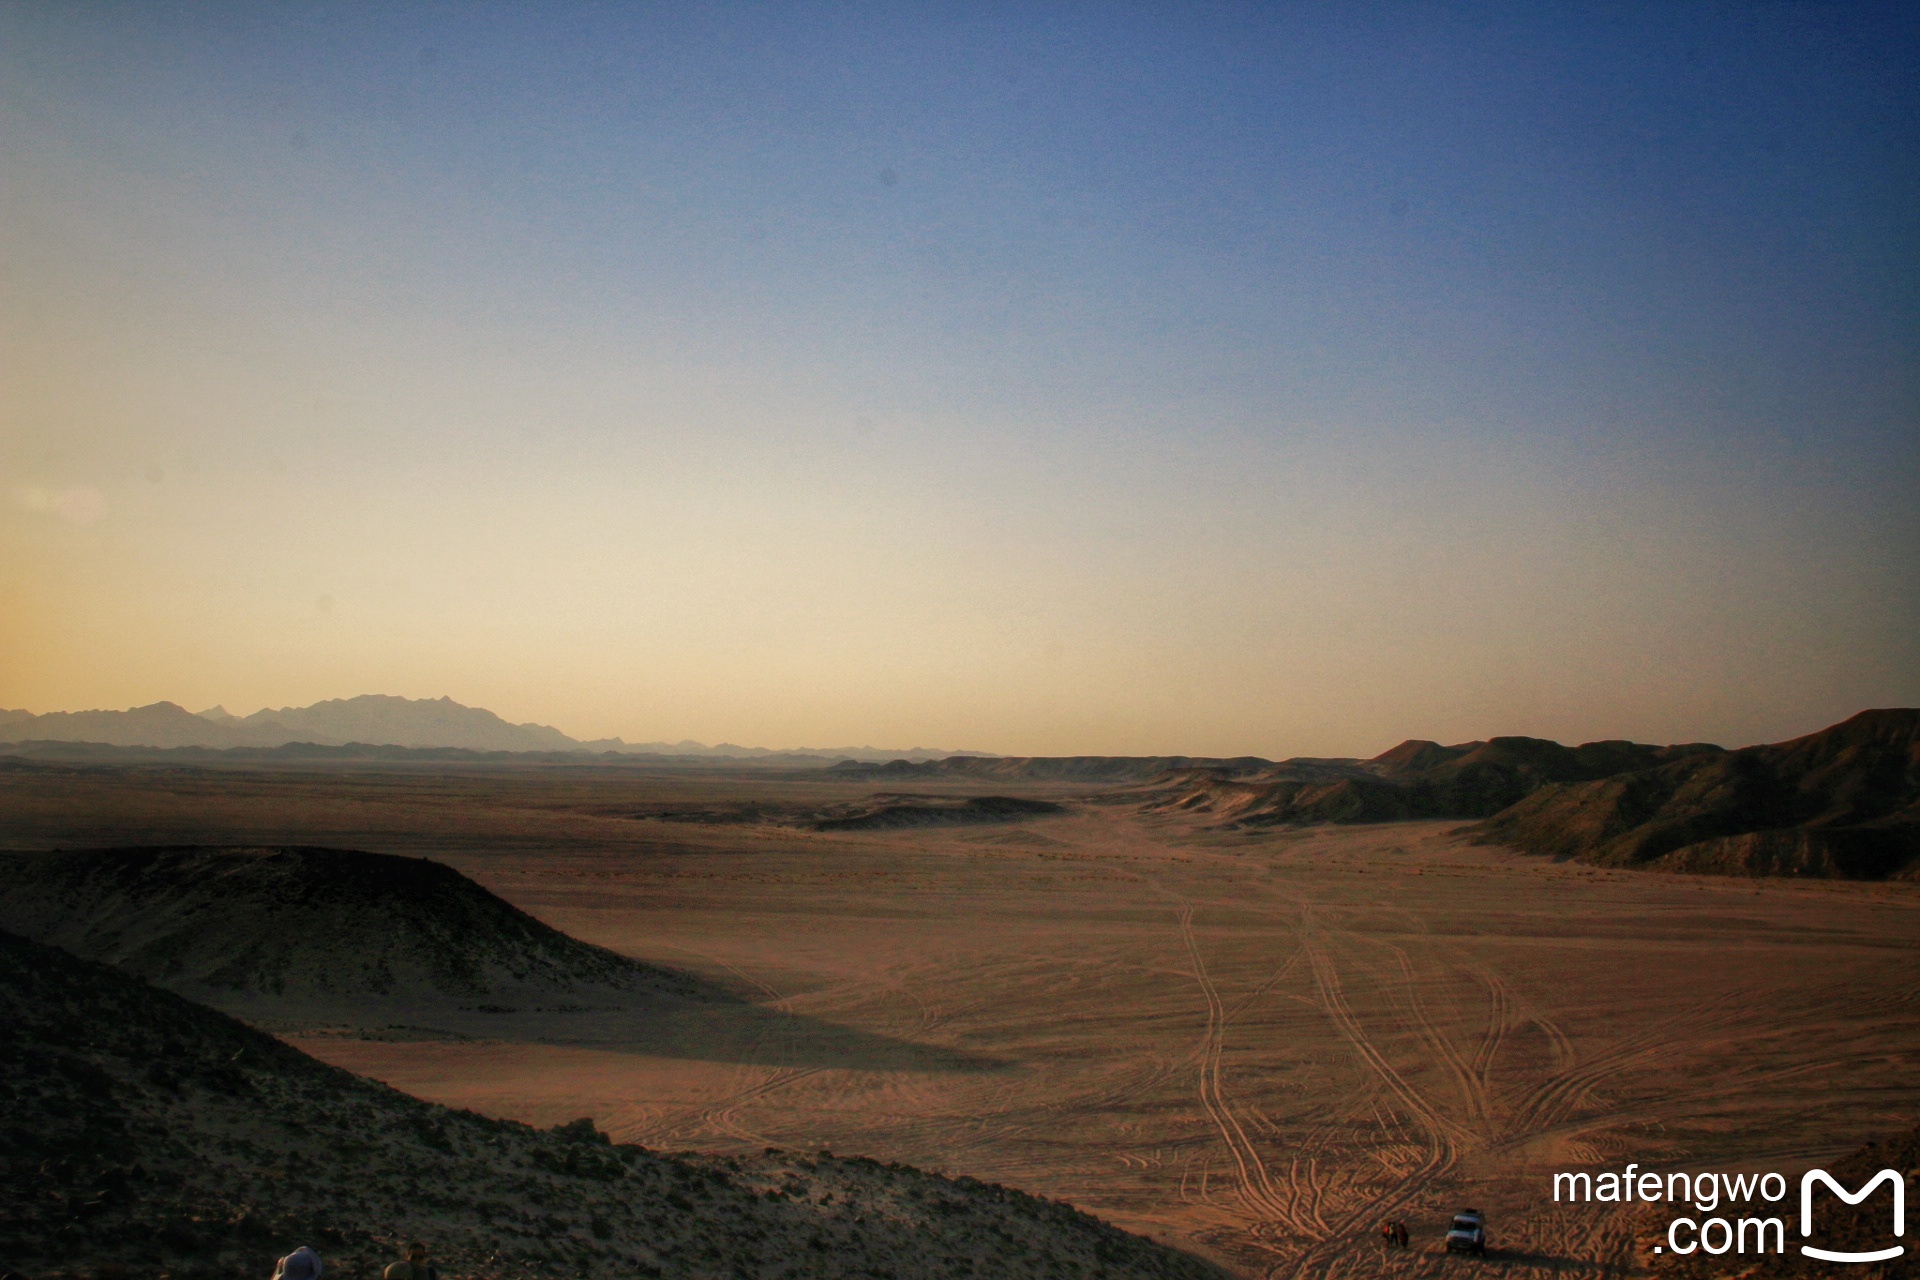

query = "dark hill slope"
[1144,770,1417,826]
[1651,1117,1919,1280]
[812,795,1065,831]
[0,927,1221,1280]
[1474,710,1920,878]
[0,845,701,1003]
[1376,736,1721,818]
[1145,738,1720,827]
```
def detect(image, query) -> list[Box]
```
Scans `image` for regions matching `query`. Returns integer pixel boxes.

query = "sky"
[2,2,1915,757]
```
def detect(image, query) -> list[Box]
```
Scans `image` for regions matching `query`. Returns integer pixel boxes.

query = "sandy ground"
[4,764,1916,1278]
[301,809,1918,1280]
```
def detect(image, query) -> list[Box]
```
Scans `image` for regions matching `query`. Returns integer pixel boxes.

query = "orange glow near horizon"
[4,7,1914,756]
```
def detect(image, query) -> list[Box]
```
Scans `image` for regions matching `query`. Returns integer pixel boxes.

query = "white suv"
[1446,1210,1487,1255]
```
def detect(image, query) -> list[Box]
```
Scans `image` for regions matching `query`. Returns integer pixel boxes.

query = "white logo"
[1800,1169,1906,1263]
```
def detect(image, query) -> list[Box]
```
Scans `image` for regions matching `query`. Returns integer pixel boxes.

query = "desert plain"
[3,759,1916,1280]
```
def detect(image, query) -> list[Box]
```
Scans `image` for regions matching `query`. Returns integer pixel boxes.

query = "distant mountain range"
[0,695,986,762]
[4,696,1911,877]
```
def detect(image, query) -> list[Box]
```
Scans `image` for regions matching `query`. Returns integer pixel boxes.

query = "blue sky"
[3,2,1915,753]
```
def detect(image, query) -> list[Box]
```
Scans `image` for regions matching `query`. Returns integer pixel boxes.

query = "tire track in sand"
[700,1065,827,1145]
[1173,896,1323,1240]
[1280,915,1475,1280]
[1508,989,1749,1138]
[640,947,827,1149]
[1372,940,1491,1134]
[1089,838,1325,1248]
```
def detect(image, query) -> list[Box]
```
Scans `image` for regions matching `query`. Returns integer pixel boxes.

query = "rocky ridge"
[1646,1119,1919,1280]
[1138,737,1721,827]
[1473,709,1920,878]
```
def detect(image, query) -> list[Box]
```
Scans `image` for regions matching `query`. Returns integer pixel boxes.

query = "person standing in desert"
[272,1248,321,1280]
[382,1242,438,1280]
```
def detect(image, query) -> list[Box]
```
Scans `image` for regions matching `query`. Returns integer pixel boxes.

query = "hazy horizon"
[5,690,1908,761]
[5,4,1916,759]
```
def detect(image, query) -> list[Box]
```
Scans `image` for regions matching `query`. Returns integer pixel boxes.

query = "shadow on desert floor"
[211,985,1012,1073]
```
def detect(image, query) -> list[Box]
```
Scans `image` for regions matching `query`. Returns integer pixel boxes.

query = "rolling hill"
[0,845,701,1005]
[1139,737,1723,827]
[1473,709,1920,878]
[1650,1116,1919,1280]
[1127,710,1918,878]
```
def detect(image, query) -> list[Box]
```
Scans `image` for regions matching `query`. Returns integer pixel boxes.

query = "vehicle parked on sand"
[1446,1209,1487,1256]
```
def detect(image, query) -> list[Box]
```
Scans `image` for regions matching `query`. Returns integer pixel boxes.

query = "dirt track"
[265,804,1920,1280]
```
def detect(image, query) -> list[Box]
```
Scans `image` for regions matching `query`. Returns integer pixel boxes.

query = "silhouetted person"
[383,1242,438,1280]
[273,1248,322,1280]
